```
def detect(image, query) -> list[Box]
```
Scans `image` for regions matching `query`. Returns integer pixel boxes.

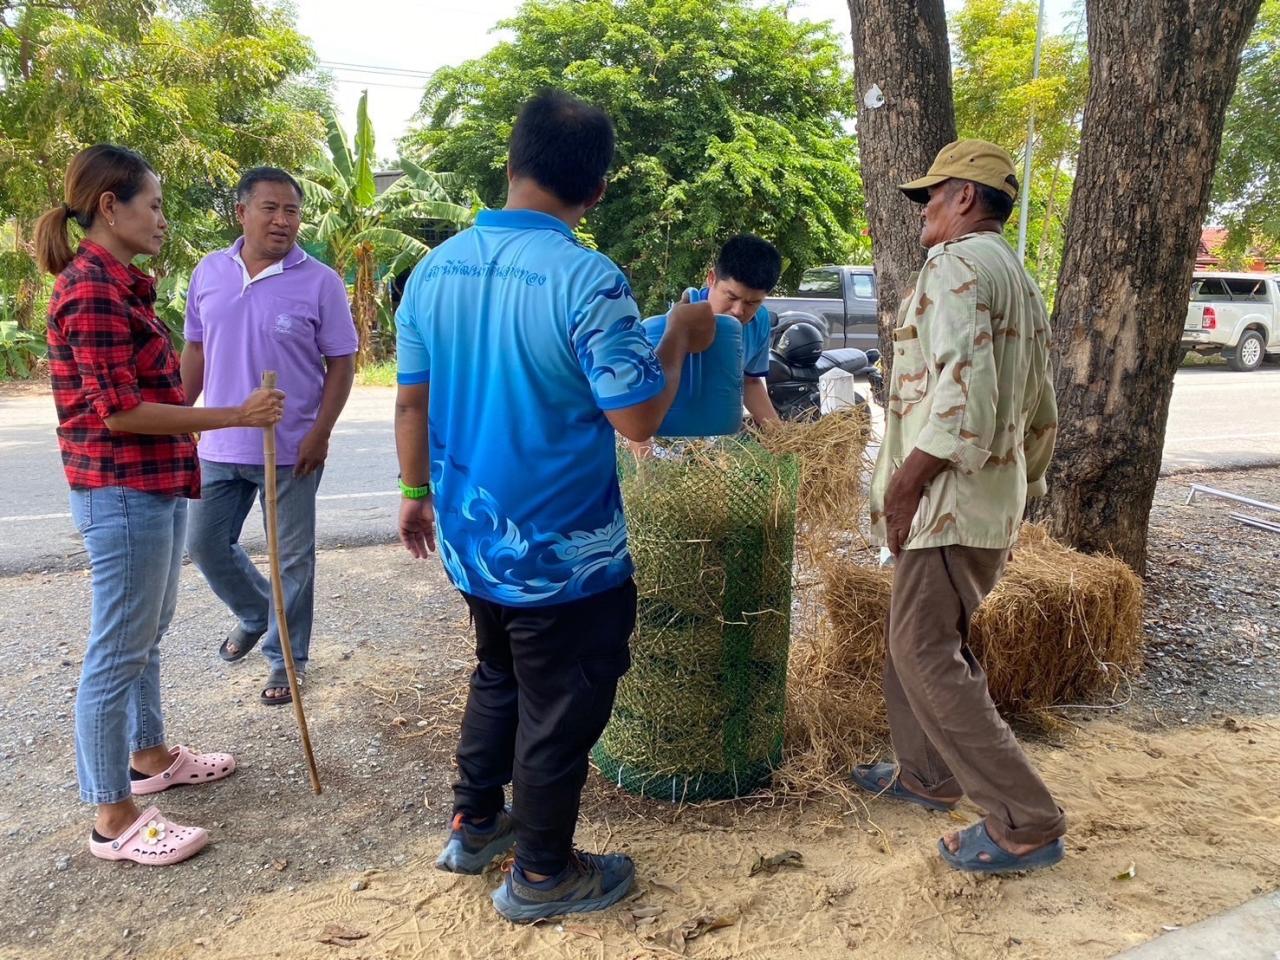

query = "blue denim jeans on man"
[70,486,186,804]
[186,459,321,678]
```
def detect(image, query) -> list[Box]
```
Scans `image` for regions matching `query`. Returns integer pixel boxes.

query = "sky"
[294,0,1078,154]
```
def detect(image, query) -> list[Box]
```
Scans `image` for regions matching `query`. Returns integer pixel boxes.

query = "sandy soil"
[9,717,1274,960]
[2,470,1278,960]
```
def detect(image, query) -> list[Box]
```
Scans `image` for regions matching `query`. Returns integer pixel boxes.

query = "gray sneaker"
[435,809,516,874]
[491,850,635,923]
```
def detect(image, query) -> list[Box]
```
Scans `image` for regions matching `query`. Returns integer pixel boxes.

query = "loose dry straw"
[779,522,1145,796]
[747,408,1146,801]
[750,407,876,556]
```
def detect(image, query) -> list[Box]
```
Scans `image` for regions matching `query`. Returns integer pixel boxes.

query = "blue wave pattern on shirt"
[434,465,631,604]
[571,276,664,402]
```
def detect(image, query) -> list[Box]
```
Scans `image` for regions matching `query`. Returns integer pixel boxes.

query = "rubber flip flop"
[260,671,299,707]
[219,626,265,663]
[89,806,208,866]
[938,821,1065,874]
[851,762,959,812]
[131,744,236,796]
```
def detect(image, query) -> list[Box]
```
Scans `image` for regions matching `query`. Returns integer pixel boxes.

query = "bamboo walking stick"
[261,370,323,795]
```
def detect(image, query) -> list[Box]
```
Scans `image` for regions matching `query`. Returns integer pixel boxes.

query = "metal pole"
[1016,0,1047,263]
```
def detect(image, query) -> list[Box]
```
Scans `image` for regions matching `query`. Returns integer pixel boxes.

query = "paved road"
[2,366,1279,575]
[0,387,402,576]
[1161,366,1280,472]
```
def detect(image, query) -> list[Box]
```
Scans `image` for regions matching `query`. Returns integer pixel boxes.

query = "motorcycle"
[766,321,882,421]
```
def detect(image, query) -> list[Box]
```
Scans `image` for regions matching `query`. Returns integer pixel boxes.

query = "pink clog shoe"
[131,745,236,796]
[89,806,208,866]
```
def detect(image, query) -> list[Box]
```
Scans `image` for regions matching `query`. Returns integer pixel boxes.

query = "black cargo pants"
[453,578,635,876]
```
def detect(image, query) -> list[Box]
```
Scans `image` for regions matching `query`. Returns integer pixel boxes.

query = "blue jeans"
[186,459,321,678]
[70,487,186,804]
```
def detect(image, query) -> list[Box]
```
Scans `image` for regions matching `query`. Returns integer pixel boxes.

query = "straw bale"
[785,524,1145,781]
[599,438,798,792]
[752,406,873,544]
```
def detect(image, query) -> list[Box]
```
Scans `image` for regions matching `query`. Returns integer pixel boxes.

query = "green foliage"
[951,0,1087,295]
[403,0,863,312]
[301,96,475,279]
[1214,0,1280,251]
[356,358,399,387]
[154,273,190,347]
[0,0,330,284]
[299,91,475,362]
[0,320,46,379]
[952,0,1087,164]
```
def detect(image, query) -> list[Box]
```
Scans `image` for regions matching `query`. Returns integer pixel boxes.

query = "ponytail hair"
[35,144,155,276]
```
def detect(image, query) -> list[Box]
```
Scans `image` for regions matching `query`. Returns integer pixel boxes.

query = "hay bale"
[752,406,873,542]
[595,438,799,800]
[785,525,1145,780]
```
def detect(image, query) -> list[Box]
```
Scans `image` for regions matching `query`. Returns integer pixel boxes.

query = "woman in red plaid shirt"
[37,145,285,867]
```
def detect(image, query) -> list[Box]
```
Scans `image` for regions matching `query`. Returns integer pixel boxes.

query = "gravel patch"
[1129,467,1280,724]
[0,545,471,958]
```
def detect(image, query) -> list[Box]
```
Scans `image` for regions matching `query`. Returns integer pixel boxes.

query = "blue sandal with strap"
[850,762,959,812]
[939,821,1065,874]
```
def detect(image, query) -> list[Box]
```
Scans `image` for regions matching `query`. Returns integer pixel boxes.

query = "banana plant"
[0,320,45,379]
[298,90,476,368]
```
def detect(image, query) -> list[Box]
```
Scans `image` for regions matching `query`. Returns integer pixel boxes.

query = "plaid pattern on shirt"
[47,241,200,498]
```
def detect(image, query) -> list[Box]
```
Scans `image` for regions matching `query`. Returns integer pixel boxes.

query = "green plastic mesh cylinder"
[593,439,799,802]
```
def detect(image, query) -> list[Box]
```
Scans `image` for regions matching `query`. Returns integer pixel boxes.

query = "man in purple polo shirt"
[181,166,358,706]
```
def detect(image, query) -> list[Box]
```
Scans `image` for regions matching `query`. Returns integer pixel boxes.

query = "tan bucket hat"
[899,139,1020,204]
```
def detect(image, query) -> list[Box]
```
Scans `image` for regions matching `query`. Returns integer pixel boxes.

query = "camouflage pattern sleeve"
[1024,353,1058,498]
[913,252,997,475]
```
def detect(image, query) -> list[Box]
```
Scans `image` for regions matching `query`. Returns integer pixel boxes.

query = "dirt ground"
[1,470,1278,960]
[13,719,1280,960]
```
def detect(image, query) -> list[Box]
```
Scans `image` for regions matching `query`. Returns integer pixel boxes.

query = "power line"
[318,60,433,78]
[328,77,427,91]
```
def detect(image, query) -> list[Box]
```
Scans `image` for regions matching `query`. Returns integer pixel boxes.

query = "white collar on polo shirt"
[228,238,309,293]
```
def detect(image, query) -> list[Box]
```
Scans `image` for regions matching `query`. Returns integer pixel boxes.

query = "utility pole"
[1016,0,1046,263]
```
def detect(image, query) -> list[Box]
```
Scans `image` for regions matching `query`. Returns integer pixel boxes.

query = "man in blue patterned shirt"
[394,90,714,923]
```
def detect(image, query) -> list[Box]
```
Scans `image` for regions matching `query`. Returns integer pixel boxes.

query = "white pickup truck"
[1182,272,1280,372]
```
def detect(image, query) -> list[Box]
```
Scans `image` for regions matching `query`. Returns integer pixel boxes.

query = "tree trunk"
[352,242,377,370]
[1035,151,1064,278]
[1041,0,1262,573]
[13,222,36,330]
[847,0,957,373]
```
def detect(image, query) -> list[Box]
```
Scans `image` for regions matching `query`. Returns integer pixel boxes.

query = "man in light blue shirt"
[686,233,782,426]
[394,90,713,923]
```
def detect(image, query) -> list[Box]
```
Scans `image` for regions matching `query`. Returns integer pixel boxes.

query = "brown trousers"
[885,545,1066,846]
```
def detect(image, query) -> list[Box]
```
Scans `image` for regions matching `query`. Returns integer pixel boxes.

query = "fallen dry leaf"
[631,905,665,919]
[318,923,369,947]
[651,913,738,953]
[650,881,683,896]
[749,850,804,877]
[563,924,602,941]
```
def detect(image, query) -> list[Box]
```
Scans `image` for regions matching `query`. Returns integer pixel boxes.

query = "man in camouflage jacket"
[858,140,1067,875]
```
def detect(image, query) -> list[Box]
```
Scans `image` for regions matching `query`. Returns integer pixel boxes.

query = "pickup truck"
[1182,272,1280,372]
[764,265,878,350]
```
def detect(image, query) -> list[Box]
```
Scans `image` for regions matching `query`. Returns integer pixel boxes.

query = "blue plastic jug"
[641,288,744,438]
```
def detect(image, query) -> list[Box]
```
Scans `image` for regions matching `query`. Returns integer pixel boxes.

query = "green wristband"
[398,478,430,500]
